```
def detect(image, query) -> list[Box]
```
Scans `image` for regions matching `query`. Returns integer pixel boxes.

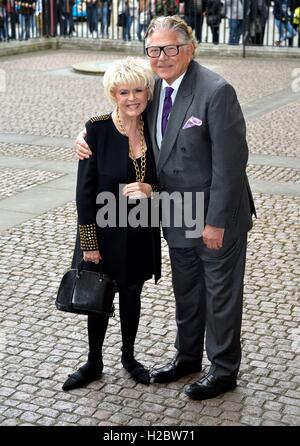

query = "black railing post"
[242,0,250,58]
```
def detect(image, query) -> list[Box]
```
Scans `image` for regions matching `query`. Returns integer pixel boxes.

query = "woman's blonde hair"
[103,57,155,104]
[145,15,198,54]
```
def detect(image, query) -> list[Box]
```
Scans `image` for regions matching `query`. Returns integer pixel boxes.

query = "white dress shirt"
[156,72,186,149]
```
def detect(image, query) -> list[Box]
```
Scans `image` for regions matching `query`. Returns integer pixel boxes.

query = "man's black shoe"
[151,359,202,383]
[185,373,237,400]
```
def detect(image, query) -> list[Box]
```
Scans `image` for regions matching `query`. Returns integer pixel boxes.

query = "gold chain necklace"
[116,108,146,183]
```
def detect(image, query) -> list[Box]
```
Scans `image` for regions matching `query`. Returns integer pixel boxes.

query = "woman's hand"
[83,250,102,263]
[74,128,92,160]
[122,182,153,199]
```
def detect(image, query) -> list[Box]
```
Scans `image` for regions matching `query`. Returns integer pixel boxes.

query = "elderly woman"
[62,57,161,391]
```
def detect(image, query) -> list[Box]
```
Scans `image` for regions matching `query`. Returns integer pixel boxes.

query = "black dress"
[126,152,155,285]
[73,114,161,287]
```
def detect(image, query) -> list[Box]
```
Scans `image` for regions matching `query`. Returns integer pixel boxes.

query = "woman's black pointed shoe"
[62,362,103,391]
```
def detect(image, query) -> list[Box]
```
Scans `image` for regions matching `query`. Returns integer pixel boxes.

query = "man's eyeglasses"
[145,44,187,58]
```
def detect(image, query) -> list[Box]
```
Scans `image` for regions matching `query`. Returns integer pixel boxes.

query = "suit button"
[173,169,179,174]
[181,147,186,152]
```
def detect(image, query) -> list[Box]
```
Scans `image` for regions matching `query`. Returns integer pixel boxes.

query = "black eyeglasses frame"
[145,44,187,58]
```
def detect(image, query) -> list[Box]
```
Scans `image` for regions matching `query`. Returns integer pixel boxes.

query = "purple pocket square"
[182,116,203,129]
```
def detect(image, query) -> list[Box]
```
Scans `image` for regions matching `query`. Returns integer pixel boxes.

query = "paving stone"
[281,414,300,425]
[93,410,112,421]
[128,418,151,426]
[1,419,22,426]
[163,407,182,419]
[139,402,165,414]
[19,411,41,423]
[198,415,220,426]
[57,413,80,424]
[119,388,143,400]
[240,415,262,426]
[37,407,60,418]
[219,411,241,422]
[219,401,243,412]
[3,408,23,418]
[108,412,133,425]
[261,420,286,426]
[36,417,57,426]
[73,405,97,417]
[262,411,283,422]
[282,405,300,416]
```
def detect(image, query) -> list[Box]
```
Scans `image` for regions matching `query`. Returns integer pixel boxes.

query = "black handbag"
[207,15,220,26]
[117,12,126,27]
[56,260,116,317]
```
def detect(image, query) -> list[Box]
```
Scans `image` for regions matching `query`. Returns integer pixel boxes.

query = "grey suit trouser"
[169,233,247,379]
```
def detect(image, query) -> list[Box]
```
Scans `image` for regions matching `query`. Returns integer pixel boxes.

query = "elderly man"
[75,16,256,400]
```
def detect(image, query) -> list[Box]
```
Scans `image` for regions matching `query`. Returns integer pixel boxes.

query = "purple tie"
[161,86,174,137]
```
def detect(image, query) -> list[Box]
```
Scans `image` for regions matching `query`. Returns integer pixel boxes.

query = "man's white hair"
[145,15,198,54]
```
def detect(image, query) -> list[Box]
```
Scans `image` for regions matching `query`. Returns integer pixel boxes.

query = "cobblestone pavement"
[0,50,299,427]
[0,143,74,162]
[247,99,300,157]
[0,168,63,200]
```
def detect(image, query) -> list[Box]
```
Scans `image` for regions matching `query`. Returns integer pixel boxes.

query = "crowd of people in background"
[0,0,299,46]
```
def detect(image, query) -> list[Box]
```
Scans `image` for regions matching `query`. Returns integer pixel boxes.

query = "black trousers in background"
[87,281,144,362]
[210,25,220,44]
[185,13,203,42]
[169,234,248,379]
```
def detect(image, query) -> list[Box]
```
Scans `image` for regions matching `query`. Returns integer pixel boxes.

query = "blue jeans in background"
[228,18,243,45]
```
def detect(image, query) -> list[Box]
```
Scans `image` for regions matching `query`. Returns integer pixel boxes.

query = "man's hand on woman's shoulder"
[74,128,92,160]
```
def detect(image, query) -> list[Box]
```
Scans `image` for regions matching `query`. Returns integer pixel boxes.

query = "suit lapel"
[157,62,196,174]
[147,78,161,165]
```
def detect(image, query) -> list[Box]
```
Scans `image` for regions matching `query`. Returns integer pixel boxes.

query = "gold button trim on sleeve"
[79,223,99,251]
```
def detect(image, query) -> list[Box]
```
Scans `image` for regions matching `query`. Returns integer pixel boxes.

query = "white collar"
[161,71,186,93]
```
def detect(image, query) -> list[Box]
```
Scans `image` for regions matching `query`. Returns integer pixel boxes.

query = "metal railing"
[0,1,299,48]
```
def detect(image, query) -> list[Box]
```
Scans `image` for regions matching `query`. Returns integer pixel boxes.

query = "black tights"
[87,281,144,363]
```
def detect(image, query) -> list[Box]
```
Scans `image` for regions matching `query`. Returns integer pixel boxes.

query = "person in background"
[227,0,244,45]
[0,0,8,42]
[118,0,136,41]
[181,0,206,42]
[205,0,223,44]
[138,0,151,41]
[155,0,179,16]
[35,0,43,36]
[18,0,36,40]
[61,0,74,37]
[273,0,297,46]
[247,0,268,46]
[100,0,111,38]
[86,0,98,37]
[292,0,300,46]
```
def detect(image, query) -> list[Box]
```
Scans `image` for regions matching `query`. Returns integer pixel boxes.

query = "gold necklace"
[116,108,146,183]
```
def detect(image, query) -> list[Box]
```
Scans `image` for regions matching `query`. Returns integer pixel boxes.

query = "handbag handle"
[77,258,105,276]
[76,259,118,293]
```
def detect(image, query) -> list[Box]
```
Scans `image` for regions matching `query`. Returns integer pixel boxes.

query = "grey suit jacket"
[147,60,256,248]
